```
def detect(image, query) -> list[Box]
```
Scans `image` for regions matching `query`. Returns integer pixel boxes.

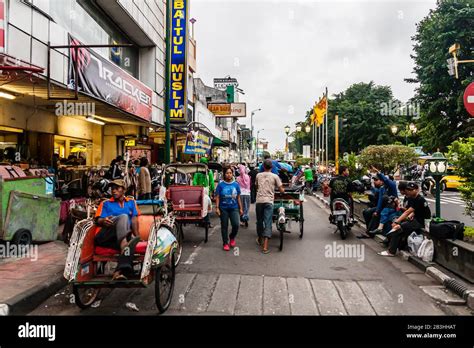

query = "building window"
[28,0,139,77]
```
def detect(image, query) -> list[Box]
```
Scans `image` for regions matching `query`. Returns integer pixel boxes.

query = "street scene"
[0,0,473,345]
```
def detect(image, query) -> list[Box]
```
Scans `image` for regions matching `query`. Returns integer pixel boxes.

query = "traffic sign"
[464,82,474,117]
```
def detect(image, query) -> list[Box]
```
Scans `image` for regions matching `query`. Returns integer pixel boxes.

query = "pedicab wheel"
[72,285,100,309]
[171,224,183,266]
[299,203,304,239]
[12,229,32,245]
[279,228,284,251]
[155,253,176,314]
[337,221,347,240]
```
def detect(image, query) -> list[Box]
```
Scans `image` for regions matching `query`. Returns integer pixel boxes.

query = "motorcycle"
[421,175,443,196]
[329,180,365,240]
[330,198,352,240]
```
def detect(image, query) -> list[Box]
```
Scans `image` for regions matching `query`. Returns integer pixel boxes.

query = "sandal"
[256,237,263,246]
[262,249,270,254]
[377,250,395,257]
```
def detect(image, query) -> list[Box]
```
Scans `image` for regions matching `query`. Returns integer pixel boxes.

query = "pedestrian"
[137,157,152,200]
[248,164,259,204]
[378,182,431,256]
[215,167,243,251]
[236,163,251,227]
[255,159,284,254]
[304,164,314,195]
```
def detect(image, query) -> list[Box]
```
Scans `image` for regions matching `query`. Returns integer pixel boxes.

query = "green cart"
[0,177,60,244]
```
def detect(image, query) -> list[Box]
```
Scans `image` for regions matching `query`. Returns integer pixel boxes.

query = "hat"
[109,179,126,189]
[407,181,419,190]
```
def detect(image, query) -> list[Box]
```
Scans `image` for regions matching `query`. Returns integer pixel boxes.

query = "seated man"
[95,179,140,280]
[378,182,431,257]
[360,176,385,238]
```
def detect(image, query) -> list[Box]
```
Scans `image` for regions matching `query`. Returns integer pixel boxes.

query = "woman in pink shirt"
[237,164,251,227]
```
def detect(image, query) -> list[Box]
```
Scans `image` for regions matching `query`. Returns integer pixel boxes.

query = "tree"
[447,137,474,218]
[338,152,365,180]
[406,1,474,151]
[358,145,418,174]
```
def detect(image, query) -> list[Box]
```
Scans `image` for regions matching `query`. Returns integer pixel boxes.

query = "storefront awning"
[212,137,230,147]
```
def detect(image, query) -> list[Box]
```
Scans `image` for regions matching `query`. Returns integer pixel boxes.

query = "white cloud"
[191,0,437,152]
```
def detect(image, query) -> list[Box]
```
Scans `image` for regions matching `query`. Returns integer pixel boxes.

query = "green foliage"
[407,1,474,151]
[448,137,474,218]
[358,145,418,174]
[339,152,365,180]
[296,157,312,167]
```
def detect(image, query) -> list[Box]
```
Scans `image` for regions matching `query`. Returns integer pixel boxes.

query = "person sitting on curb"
[378,182,431,257]
[95,179,141,280]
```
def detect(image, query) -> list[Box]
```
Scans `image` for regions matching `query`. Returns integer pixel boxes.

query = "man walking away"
[248,164,259,204]
[255,159,284,254]
[304,165,314,195]
[137,157,152,200]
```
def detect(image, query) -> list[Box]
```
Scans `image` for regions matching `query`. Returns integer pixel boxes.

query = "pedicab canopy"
[164,163,209,175]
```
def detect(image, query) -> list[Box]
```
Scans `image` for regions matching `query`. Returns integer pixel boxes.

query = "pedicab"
[273,185,305,251]
[63,200,178,314]
[162,163,210,243]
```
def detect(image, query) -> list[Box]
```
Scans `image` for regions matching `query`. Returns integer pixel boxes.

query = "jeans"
[256,203,273,239]
[241,195,251,222]
[388,219,423,254]
[363,207,380,231]
[94,214,130,249]
[219,207,240,245]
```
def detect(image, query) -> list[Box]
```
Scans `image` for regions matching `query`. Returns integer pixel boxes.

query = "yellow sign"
[125,139,136,147]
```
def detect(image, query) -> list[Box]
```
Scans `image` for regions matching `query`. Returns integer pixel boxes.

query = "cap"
[407,181,419,190]
[108,179,126,189]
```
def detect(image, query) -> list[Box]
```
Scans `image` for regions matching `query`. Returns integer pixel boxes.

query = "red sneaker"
[223,244,230,251]
[230,239,236,248]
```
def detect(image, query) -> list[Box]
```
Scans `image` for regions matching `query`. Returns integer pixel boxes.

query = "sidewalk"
[0,241,68,315]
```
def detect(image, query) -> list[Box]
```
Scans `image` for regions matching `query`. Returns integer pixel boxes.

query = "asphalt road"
[424,191,472,225]
[30,196,464,316]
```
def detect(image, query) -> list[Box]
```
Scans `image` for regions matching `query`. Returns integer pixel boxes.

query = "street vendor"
[193,157,215,194]
[94,179,141,280]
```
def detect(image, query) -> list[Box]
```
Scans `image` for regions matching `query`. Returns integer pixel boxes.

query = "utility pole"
[164,0,171,164]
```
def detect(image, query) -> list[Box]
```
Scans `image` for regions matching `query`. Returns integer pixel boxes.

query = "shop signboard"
[0,0,5,53]
[167,0,189,123]
[208,103,246,118]
[125,139,136,147]
[214,77,239,91]
[68,36,153,121]
[184,130,213,155]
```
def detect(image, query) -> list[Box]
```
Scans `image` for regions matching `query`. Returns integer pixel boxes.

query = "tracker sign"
[167,0,189,123]
[68,36,152,121]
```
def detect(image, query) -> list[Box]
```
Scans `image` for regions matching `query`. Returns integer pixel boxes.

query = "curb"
[0,271,67,315]
[313,194,330,208]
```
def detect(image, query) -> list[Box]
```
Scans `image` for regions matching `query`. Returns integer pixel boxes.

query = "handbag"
[429,220,464,240]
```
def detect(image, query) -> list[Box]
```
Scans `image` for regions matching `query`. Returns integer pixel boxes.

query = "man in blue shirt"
[95,179,140,280]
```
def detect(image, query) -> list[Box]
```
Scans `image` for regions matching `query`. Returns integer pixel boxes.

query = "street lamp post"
[426,152,448,218]
[251,108,262,163]
[284,125,291,156]
[256,128,264,162]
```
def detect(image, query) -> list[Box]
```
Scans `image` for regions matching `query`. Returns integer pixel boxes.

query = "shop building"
[0,0,166,166]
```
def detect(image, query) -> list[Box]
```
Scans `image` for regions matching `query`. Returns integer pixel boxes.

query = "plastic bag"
[417,239,434,262]
[407,232,423,255]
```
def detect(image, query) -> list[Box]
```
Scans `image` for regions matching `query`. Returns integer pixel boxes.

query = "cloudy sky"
[191,0,437,152]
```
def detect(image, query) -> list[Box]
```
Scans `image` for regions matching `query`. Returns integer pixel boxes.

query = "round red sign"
[464,82,474,117]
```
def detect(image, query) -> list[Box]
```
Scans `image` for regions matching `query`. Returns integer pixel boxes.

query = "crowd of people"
[96,153,431,268]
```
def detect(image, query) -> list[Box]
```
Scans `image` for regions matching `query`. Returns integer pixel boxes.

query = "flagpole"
[325,87,329,170]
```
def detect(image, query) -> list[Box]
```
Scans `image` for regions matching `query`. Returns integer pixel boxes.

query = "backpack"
[429,220,464,240]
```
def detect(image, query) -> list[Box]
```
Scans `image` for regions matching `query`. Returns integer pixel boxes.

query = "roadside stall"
[0,165,60,244]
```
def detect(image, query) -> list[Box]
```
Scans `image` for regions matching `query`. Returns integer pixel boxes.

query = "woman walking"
[215,167,243,251]
[236,163,251,228]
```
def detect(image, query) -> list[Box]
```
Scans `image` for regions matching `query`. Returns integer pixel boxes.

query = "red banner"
[68,36,153,122]
[0,0,5,53]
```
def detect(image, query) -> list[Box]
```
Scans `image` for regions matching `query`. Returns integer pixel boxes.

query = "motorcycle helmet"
[351,180,366,193]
